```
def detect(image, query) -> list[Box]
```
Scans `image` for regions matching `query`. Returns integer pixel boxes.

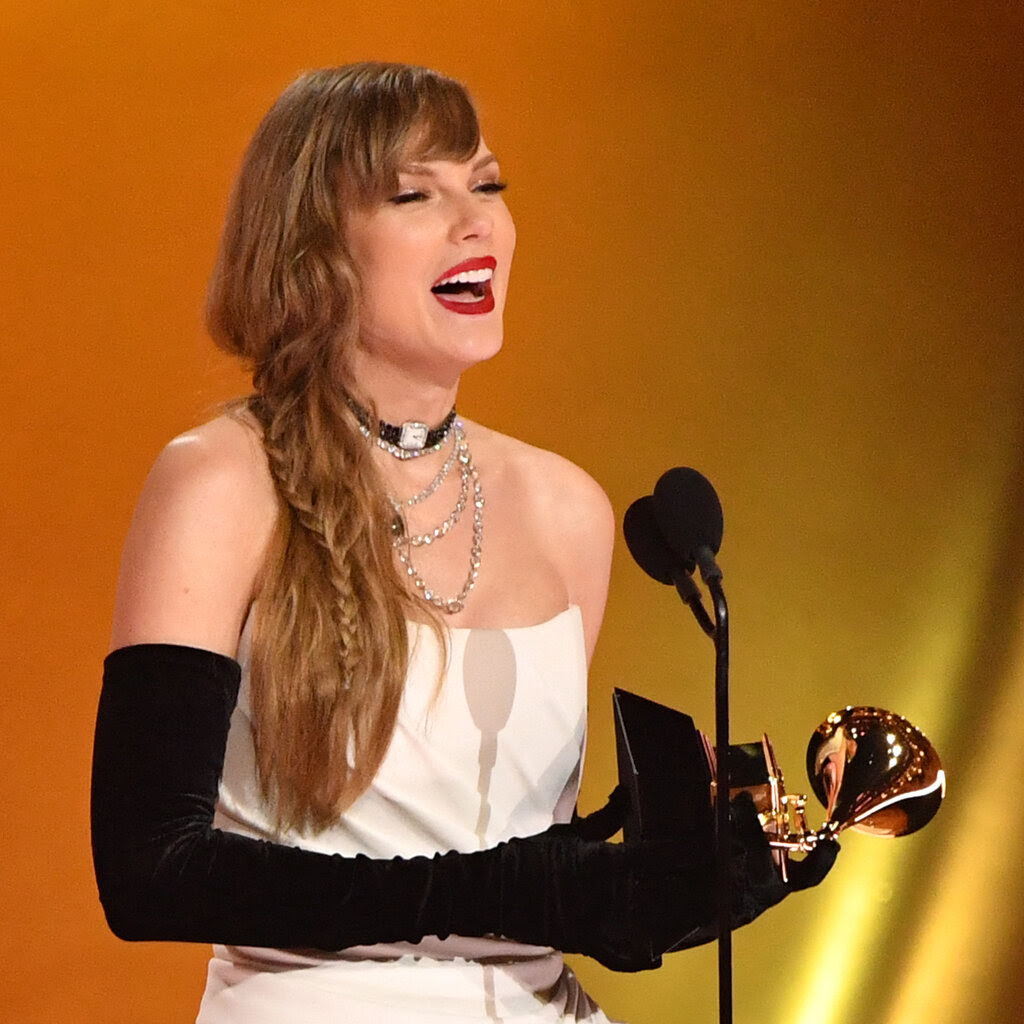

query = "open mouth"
[431,257,497,314]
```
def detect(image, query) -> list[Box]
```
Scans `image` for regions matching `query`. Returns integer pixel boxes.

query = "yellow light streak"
[882,625,1024,1024]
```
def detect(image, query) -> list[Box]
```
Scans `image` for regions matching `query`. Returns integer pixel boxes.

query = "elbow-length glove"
[91,644,834,973]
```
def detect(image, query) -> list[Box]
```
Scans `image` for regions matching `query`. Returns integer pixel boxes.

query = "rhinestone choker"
[347,396,457,460]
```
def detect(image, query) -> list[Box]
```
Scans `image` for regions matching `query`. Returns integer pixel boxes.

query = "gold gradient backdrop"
[3,3,1021,1022]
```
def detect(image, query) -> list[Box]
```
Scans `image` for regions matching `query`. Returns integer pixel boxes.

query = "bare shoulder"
[134,412,278,552]
[474,423,614,534]
[109,410,278,655]
[148,410,275,503]
[468,422,615,658]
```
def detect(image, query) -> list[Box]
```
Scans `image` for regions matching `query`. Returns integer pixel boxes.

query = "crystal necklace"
[391,427,461,510]
[389,424,483,614]
[390,434,471,547]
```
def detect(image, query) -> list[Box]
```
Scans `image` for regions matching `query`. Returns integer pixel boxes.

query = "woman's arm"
[92,639,735,968]
[95,418,831,963]
[94,638,831,962]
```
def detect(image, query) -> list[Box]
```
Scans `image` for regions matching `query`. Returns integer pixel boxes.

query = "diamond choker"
[347,396,457,460]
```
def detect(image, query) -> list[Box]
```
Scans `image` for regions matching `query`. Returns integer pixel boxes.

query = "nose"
[448,195,492,243]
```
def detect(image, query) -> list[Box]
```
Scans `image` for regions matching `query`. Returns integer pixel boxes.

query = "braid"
[205,63,475,833]
[247,382,433,832]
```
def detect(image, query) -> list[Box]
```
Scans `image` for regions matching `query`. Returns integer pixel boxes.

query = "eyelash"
[388,181,508,205]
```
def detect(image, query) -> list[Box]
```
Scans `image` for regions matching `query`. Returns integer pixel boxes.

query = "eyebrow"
[402,152,499,176]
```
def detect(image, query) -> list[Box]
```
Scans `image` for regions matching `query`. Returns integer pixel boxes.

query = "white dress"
[196,605,621,1023]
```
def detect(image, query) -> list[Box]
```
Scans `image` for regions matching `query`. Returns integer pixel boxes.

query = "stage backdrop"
[3,3,1022,1022]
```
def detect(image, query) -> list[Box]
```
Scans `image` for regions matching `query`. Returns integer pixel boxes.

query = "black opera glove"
[669,791,840,952]
[571,783,630,841]
[90,644,718,971]
[729,790,839,923]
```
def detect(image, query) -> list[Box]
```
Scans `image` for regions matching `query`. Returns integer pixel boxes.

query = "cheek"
[500,208,517,256]
[371,231,429,287]
[356,250,430,341]
[498,213,516,292]
[347,216,418,294]
[356,244,420,312]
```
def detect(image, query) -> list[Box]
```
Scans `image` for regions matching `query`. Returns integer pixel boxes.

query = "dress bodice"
[198,605,617,1022]
[218,604,587,855]
[213,604,589,962]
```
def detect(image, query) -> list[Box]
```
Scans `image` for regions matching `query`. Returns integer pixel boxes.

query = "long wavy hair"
[206,63,480,833]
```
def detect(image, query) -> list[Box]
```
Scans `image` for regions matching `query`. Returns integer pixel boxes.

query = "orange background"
[3,3,1023,1022]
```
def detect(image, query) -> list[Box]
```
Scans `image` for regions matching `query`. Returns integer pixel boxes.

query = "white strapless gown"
[195,606,621,1023]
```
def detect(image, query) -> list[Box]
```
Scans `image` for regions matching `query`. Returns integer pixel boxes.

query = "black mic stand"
[671,569,715,638]
[625,478,732,1021]
[694,545,731,1024]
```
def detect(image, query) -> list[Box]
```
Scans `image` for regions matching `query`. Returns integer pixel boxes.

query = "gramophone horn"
[805,706,946,839]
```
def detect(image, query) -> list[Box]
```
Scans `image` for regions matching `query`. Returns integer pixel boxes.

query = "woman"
[91,63,832,1023]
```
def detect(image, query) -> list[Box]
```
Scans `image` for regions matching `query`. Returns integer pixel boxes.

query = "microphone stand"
[671,569,715,638]
[694,547,731,1024]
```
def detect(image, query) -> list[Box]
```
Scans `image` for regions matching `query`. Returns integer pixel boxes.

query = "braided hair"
[207,63,479,832]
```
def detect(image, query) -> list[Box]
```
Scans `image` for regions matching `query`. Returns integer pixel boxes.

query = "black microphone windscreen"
[623,496,691,584]
[652,467,724,562]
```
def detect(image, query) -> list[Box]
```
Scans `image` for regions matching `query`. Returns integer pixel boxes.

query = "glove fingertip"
[572,785,631,842]
[788,838,840,891]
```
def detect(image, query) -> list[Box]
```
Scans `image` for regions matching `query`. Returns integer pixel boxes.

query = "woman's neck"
[346,357,460,429]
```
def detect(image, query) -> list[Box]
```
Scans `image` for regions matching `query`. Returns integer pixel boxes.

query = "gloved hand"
[502,785,838,967]
[668,791,840,951]
[730,790,839,918]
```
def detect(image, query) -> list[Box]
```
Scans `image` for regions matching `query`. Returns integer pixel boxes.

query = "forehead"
[399,140,497,175]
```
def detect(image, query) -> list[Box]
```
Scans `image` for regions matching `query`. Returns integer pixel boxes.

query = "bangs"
[331,64,481,202]
[405,81,481,164]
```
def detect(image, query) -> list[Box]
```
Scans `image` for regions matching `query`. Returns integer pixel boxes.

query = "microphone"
[623,495,714,636]
[623,495,691,583]
[651,467,724,584]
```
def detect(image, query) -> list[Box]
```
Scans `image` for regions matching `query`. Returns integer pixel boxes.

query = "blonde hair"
[207,63,480,832]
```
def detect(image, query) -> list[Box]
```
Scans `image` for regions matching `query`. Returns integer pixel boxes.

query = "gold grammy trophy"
[726,706,946,880]
[614,691,946,875]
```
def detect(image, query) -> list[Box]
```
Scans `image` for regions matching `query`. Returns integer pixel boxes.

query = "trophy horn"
[806,706,946,839]
[760,706,946,854]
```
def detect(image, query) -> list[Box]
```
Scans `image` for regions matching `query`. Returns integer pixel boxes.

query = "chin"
[440,314,505,371]
[440,340,502,382]
[463,324,505,365]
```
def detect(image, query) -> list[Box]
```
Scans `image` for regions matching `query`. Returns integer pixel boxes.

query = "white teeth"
[434,267,493,287]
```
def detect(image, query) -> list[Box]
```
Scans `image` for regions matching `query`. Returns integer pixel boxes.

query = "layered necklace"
[349,398,483,614]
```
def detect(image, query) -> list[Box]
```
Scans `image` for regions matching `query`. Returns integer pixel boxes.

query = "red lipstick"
[431,256,497,316]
